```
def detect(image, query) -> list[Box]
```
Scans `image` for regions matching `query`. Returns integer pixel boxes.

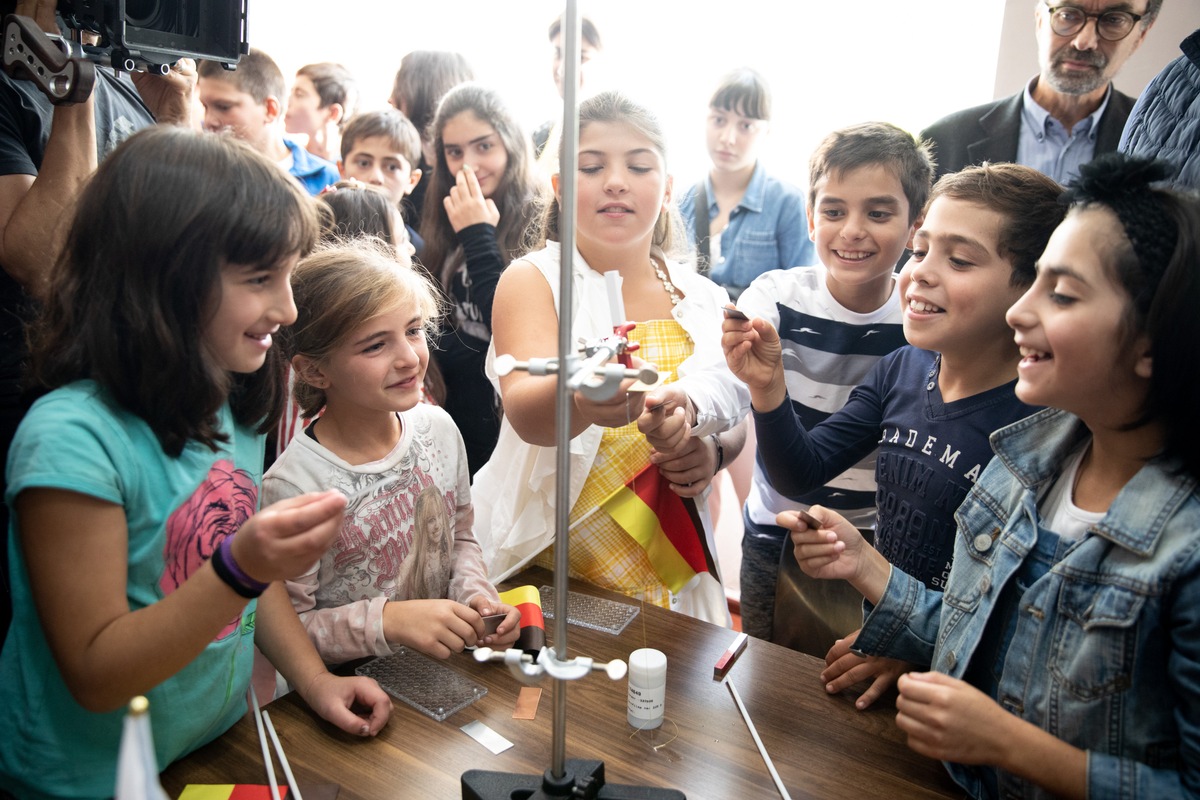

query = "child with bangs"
[264,238,519,666]
[419,83,541,475]
[679,67,813,300]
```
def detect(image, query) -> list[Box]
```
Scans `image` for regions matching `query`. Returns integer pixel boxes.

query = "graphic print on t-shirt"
[161,459,259,640]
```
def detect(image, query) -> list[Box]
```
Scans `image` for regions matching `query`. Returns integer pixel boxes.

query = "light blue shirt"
[1018,78,1112,185]
[678,161,813,300]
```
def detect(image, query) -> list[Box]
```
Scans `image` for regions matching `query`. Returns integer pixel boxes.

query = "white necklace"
[651,257,682,306]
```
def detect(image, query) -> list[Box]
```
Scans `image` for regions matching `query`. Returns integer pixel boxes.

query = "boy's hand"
[382,598,483,658]
[231,491,347,584]
[444,164,499,232]
[722,310,786,410]
[298,671,392,737]
[468,596,521,648]
[821,630,915,710]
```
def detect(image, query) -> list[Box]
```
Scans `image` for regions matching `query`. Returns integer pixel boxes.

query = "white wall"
[246,0,1009,190]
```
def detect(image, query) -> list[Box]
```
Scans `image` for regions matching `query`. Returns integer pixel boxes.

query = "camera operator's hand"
[131,58,197,126]
[15,0,58,34]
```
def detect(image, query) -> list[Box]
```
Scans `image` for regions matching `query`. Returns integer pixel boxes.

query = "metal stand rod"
[550,0,582,780]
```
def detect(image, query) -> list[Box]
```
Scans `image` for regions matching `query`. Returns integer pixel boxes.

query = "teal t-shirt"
[0,381,265,799]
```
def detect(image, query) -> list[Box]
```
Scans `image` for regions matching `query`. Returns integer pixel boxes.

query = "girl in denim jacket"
[784,153,1200,799]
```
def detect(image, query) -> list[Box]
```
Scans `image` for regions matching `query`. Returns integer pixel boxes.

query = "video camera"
[2,1,247,103]
[56,0,248,72]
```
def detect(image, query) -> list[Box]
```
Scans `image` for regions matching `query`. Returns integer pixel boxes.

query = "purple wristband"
[213,536,269,598]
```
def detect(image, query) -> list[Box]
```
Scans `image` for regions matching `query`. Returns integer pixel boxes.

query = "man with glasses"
[922,1,1160,184]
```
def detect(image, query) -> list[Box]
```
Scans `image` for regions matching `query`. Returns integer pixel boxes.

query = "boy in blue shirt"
[337,108,425,256]
[198,49,340,196]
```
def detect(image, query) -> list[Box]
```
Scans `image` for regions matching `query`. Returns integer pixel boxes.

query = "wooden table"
[162,568,961,799]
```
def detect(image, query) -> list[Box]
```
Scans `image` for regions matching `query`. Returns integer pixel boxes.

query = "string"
[625,588,679,752]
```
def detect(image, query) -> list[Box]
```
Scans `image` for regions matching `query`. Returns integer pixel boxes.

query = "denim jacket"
[678,162,813,300]
[857,408,1200,800]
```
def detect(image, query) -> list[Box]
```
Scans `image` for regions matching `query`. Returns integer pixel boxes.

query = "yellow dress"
[533,319,693,608]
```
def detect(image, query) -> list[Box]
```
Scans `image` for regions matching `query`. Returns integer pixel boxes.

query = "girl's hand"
[468,596,522,648]
[779,506,866,583]
[722,311,785,400]
[298,671,392,737]
[636,385,693,454]
[382,598,484,658]
[573,362,650,429]
[781,506,893,607]
[821,630,915,710]
[444,164,500,232]
[649,432,717,498]
[231,491,347,584]
[896,672,1012,764]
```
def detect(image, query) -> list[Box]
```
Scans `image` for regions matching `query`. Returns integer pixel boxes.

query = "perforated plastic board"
[538,585,640,635]
[356,646,486,722]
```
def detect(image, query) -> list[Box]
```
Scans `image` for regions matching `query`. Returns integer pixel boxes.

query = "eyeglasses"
[1044,4,1144,42]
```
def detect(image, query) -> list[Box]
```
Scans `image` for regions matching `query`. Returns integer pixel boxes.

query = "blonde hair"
[282,238,444,417]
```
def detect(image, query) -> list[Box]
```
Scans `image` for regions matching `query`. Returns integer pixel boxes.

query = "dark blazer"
[921,85,1137,179]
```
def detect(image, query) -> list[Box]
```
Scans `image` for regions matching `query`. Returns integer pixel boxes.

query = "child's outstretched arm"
[255,583,392,737]
[778,506,891,604]
[15,487,348,712]
[780,507,914,709]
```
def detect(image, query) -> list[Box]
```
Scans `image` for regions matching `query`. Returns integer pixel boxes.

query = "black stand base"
[462,759,685,799]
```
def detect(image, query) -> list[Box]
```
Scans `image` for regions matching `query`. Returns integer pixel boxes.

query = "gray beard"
[1044,66,1107,95]
[1043,49,1108,96]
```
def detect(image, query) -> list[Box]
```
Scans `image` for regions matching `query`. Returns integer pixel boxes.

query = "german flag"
[600,463,716,594]
[498,584,546,655]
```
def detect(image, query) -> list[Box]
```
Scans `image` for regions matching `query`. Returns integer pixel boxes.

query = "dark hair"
[340,108,422,168]
[317,182,402,248]
[296,62,358,125]
[419,83,539,288]
[389,51,474,143]
[709,67,771,122]
[1062,155,1200,479]
[808,122,936,225]
[284,238,442,417]
[198,48,284,104]
[29,126,318,456]
[537,90,687,259]
[548,15,603,49]
[929,162,1064,287]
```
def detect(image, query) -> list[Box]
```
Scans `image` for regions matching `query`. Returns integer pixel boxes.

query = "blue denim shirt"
[857,408,1200,800]
[678,161,813,300]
